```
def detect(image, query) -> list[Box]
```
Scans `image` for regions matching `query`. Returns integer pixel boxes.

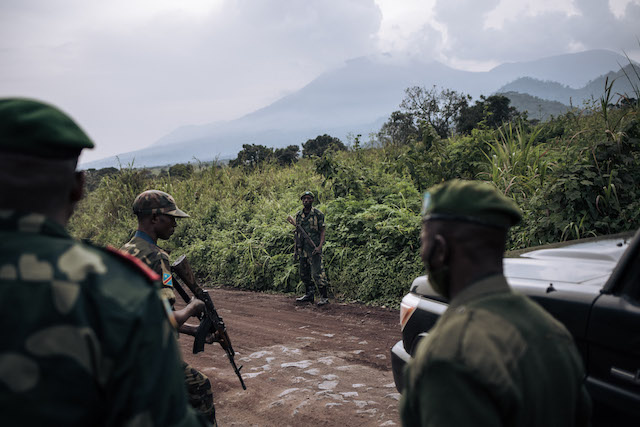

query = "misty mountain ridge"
[82,49,637,169]
[497,63,640,106]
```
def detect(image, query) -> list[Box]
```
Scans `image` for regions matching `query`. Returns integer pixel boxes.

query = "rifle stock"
[171,255,247,390]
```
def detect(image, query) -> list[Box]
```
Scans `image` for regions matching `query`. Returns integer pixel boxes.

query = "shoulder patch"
[162,272,173,287]
[104,246,161,282]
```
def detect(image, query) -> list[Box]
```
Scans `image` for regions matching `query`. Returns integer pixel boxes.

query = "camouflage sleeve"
[157,252,177,305]
[107,288,209,426]
[316,209,325,229]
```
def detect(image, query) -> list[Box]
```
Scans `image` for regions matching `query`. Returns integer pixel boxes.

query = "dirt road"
[178,288,402,427]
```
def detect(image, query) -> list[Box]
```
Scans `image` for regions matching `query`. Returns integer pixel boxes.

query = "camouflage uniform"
[0,98,208,426]
[400,274,592,426]
[121,232,177,304]
[122,191,216,426]
[295,206,329,301]
[0,211,208,426]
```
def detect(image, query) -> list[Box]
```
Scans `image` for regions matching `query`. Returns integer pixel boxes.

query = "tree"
[400,86,471,139]
[229,144,274,168]
[302,134,346,158]
[168,163,194,179]
[378,111,419,146]
[456,94,522,134]
[273,145,300,166]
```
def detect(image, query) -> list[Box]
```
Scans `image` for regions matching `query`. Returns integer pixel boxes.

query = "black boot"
[296,293,314,303]
[317,287,329,306]
[296,283,315,303]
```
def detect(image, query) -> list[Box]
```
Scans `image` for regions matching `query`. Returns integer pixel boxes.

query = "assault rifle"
[286,215,318,253]
[171,255,247,390]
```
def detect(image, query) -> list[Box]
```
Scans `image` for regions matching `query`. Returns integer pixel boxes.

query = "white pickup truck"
[391,230,640,425]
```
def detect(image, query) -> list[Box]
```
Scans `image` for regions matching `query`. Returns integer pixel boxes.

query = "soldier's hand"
[205,332,218,344]
[186,298,205,317]
[312,247,322,256]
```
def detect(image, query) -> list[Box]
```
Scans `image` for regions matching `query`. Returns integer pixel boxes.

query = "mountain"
[499,92,570,121]
[81,49,634,169]
[496,63,640,106]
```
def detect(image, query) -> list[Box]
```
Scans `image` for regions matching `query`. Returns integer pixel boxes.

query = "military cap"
[422,179,521,228]
[133,190,190,218]
[0,98,94,158]
[300,191,315,200]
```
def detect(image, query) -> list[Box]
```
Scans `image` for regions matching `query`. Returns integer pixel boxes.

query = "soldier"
[0,98,208,426]
[294,191,330,306]
[121,190,217,425]
[400,180,591,426]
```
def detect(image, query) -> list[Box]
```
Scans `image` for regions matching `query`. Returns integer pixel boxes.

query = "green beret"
[422,179,521,228]
[0,98,94,159]
[301,191,315,200]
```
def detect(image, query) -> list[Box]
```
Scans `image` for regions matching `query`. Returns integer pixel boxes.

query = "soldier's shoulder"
[82,240,160,284]
[416,305,527,389]
[431,305,525,357]
[104,246,161,282]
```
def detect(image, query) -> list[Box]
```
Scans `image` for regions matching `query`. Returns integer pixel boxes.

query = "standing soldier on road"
[400,179,591,426]
[0,98,208,426]
[121,190,218,426]
[294,191,330,306]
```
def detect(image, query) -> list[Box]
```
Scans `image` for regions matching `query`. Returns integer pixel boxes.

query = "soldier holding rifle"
[290,191,330,306]
[121,190,217,426]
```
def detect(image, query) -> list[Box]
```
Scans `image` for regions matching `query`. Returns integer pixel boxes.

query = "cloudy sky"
[1,0,639,163]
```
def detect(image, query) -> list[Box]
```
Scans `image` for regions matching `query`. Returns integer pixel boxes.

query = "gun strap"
[172,274,192,305]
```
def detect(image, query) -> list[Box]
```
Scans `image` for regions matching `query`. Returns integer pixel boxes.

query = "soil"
[177,288,402,427]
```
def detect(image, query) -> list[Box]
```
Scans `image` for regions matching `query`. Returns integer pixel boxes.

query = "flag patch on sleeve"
[162,273,173,287]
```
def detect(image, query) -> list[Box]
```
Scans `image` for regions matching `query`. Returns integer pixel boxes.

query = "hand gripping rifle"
[286,215,318,253]
[171,255,247,390]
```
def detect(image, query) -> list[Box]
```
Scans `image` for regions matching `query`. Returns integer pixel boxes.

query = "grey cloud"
[430,0,639,64]
[1,0,383,160]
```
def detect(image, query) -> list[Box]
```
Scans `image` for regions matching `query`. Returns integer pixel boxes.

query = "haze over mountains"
[82,49,638,169]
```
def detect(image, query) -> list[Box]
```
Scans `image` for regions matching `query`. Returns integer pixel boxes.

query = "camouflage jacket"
[400,274,591,427]
[121,232,176,305]
[0,210,208,426]
[295,207,325,258]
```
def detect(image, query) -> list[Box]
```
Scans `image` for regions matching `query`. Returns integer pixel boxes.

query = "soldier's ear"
[431,234,448,268]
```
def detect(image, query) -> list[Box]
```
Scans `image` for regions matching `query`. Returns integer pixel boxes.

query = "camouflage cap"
[132,190,190,218]
[0,98,94,159]
[422,179,521,229]
[300,191,315,200]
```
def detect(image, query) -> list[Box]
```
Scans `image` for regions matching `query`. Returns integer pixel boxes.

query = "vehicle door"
[587,230,640,425]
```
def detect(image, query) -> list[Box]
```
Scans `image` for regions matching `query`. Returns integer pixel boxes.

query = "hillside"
[500,91,570,121]
[71,99,640,305]
[497,63,640,106]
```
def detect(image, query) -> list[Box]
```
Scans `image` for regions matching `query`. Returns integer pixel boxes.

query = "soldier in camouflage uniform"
[121,190,217,426]
[0,98,208,426]
[400,180,591,426]
[295,191,330,306]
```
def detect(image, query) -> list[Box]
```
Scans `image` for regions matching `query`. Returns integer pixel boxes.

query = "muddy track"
[177,288,402,427]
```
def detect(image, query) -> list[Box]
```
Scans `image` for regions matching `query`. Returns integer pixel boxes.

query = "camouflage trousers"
[183,362,216,426]
[300,253,328,297]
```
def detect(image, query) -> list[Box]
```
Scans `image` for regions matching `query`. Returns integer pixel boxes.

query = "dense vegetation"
[71,75,640,306]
